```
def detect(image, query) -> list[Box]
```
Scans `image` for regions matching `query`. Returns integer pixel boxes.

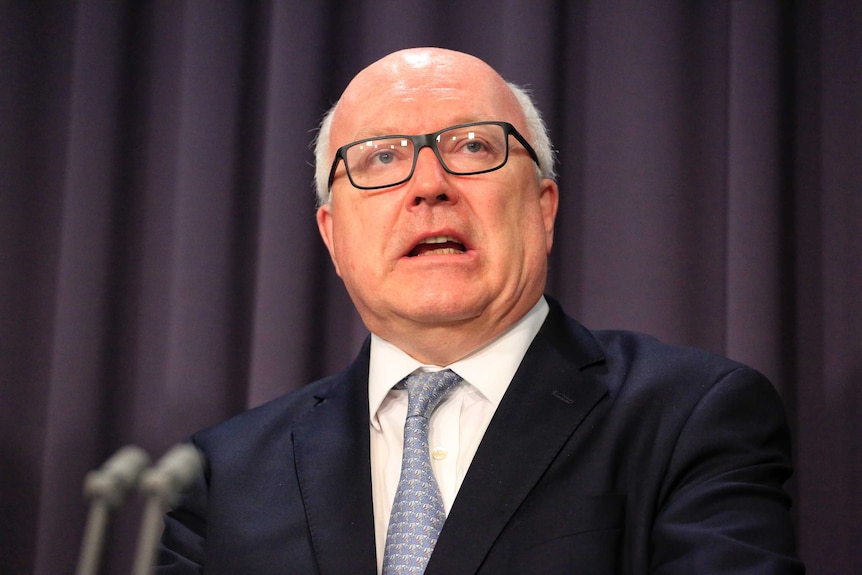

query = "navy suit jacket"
[158,299,803,574]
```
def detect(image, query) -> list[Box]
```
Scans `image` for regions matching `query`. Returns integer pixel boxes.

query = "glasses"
[327,121,540,190]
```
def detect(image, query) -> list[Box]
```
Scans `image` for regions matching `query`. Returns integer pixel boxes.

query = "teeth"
[421,235,458,245]
[409,235,466,257]
[419,247,460,256]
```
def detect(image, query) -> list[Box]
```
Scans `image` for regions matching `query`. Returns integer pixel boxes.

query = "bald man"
[158,48,802,575]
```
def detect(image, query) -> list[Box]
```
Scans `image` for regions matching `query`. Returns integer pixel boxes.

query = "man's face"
[317,49,558,361]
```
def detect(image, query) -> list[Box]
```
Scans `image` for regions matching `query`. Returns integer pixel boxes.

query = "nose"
[408,147,459,207]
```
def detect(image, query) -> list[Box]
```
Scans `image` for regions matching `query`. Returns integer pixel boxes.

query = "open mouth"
[408,235,467,257]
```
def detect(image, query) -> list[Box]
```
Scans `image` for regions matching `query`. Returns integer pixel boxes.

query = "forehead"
[331,53,522,144]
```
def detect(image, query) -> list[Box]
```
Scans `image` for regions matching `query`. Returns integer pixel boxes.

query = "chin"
[398,292,484,325]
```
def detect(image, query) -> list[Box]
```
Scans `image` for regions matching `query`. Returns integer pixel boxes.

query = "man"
[158,48,803,574]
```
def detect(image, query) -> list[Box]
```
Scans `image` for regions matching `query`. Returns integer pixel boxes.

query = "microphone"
[76,446,151,575]
[130,444,205,575]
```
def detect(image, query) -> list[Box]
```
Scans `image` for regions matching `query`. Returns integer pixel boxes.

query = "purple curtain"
[1,2,859,573]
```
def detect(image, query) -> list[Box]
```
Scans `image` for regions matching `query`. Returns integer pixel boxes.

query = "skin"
[317,48,559,366]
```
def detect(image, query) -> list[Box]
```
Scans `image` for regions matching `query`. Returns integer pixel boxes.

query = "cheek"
[498,200,552,275]
[331,202,390,274]
[333,227,365,277]
[496,195,545,247]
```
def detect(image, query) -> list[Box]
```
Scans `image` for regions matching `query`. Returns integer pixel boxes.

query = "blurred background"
[1,1,859,573]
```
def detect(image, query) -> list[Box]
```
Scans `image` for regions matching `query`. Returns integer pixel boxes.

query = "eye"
[363,139,411,168]
[372,150,396,165]
[463,140,486,154]
[452,135,496,158]
[349,138,412,174]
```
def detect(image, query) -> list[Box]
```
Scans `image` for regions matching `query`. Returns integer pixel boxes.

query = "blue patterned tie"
[382,369,461,575]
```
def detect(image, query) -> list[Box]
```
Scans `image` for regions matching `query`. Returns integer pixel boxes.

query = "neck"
[390,327,501,366]
[367,298,542,366]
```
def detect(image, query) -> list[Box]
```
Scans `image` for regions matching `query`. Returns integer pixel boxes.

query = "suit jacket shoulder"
[193,370,347,453]
[158,340,378,575]
[429,299,801,574]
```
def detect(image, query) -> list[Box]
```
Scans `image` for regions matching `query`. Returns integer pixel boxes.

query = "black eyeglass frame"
[326,121,541,191]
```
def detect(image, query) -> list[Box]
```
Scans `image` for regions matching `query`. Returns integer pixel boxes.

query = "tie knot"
[403,369,461,418]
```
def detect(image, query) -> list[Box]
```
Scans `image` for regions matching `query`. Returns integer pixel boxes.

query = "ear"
[538,178,559,254]
[316,203,342,277]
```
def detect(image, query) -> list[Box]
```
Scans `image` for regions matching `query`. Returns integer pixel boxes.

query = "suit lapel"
[426,304,609,574]
[293,343,378,575]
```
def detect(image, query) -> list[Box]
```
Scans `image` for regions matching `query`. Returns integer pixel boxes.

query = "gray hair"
[312,82,556,206]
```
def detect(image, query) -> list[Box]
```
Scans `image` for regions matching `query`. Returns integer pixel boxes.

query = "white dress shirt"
[367,297,549,572]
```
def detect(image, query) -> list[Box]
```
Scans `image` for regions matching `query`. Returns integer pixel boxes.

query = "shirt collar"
[368,296,549,429]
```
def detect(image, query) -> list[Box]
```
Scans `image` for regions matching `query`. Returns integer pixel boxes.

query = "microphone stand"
[75,446,151,575]
[130,444,204,575]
